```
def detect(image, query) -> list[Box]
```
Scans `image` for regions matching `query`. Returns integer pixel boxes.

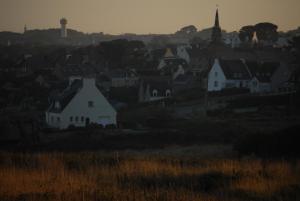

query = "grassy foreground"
[0,152,299,201]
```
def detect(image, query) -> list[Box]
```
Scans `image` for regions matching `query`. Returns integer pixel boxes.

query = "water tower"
[60,18,68,38]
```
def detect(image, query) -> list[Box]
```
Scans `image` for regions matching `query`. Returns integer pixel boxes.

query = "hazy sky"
[0,0,299,34]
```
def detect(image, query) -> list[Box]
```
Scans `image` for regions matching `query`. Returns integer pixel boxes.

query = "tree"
[176,25,197,35]
[239,25,255,42]
[148,35,170,49]
[254,22,278,42]
[289,36,300,91]
[97,39,146,69]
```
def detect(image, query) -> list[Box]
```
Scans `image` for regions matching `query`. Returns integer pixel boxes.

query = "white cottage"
[207,59,251,91]
[46,77,117,129]
[246,61,282,93]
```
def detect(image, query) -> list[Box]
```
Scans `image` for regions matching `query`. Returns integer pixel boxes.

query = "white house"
[46,77,117,129]
[224,32,241,48]
[207,59,251,91]
[176,45,191,63]
[246,61,283,93]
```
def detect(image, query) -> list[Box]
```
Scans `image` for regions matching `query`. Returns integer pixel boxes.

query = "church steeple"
[214,9,220,28]
[211,7,222,44]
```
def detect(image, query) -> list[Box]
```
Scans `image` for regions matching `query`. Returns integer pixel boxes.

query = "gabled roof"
[246,61,279,83]
[173,74,194,84]
[142,79,172,96]
[219,59,251,80]
[48,79,83,113]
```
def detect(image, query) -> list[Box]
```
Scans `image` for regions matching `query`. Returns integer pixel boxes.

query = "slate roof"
[246,61,279,83]
[173,74,194,84]
[48,79,83,113]
[219,59,251,80]
[146,80,172,96]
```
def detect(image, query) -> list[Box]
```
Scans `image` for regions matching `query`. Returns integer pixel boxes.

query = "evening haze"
[0,0,299,34]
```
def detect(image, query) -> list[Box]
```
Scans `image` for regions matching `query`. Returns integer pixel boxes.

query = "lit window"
[88,101,94,108]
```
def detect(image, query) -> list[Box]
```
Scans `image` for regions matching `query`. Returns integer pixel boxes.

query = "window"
[57,117,60,123]
[51,116,54,123]
[70,116,73,122]
[55,101,60,109]
[215,72,218,77]
[81,116,84,122]
[214,81,218,87]
[152,90,158,97]
[88,101,94,108]
[75,116,78,122]
[166,89,171,97]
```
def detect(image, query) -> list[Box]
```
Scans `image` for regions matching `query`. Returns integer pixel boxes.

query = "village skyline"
[1,0,300,34]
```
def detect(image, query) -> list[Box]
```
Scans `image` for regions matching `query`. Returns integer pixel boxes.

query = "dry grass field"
[0,152,299,201]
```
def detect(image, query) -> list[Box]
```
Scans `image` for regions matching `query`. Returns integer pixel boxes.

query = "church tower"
[211,8,222,44]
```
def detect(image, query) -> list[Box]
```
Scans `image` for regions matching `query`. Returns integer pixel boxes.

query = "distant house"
[224,32,241,48]
[138,80,172,102]
[46,77,117,129]
[207,59,251,91]
[109,69,139,87]
[246,61,292,93]
[157,48,188,80]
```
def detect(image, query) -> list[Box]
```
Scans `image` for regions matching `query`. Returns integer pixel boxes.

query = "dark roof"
[187,47,206,58]
[97,74,111,82]
[150,47,177,60]
[173,74,194,84]
[246,61,279,83]
[164,58,187,66]
[109,69,138,79]
[60,64,97,77]
[219,59,251,80]
[48,79,83,113]
[145,80,172,96]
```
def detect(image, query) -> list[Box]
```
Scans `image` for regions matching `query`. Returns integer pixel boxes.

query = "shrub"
[234,125,300,158]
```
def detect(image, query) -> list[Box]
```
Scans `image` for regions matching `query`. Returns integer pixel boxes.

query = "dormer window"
[166,89,171,97]
[152,90,158,97]
[55,101,60,109]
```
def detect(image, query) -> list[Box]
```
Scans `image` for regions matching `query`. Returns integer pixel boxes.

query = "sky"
[0,0,299,34]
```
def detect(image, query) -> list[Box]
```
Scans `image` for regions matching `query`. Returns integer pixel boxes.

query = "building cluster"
[0,9,297,130]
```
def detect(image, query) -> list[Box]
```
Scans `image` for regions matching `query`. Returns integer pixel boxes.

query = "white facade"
[207,59,250,92]
[250,77,271,93]
[46,77,117,129]
[207,59,227,91]
[176,45,191,63]
[224,33,241,48]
